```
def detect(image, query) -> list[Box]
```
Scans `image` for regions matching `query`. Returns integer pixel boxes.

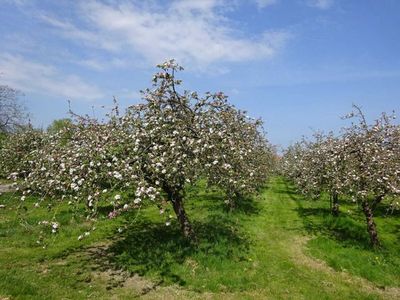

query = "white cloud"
[39,14,120,52]
[307,0,334,10]
[76,59,106,71]
[75,57,126,71]
[0,53,104,101]
[255,0,278,9]
[40,0,290,69]
[171,0,224,13]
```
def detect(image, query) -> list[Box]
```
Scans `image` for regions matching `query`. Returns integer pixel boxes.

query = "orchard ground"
[0,177,399,299]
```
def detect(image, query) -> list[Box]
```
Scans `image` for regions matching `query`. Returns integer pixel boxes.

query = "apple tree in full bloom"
[5,60,273,241]
[282,106,400,247]
[0,125,44,179]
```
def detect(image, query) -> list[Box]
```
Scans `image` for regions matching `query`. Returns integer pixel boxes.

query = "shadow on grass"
[297,206,370,247]
[106,215,250,286]
[374,203,400,218]
[186,180,263,217]
[280,181,372,248]
[185,192,262,219]
[213,195,262,216]
[230,197,261,215]
[96,204,115,217]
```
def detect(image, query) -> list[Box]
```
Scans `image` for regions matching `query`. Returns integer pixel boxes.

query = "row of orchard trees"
[0,60,275,241]
[282,106,400,247]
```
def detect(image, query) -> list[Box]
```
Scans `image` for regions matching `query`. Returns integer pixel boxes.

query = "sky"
[0,0,399,149]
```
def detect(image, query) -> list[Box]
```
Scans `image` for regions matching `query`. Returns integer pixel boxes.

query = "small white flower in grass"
[134,198,141,204]
[102,189,108,193]
[165,221,171,226]
[84,231,90,237]
[78,235,83,241]
[51,222,59,233]
[123,204,129,210]
[117,228,123,233]
[21,196,26,201]
[34,202,40,208]
[213,160,218,165]
[114,194,121,200]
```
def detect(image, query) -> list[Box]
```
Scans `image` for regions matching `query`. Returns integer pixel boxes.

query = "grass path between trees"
[0,177,399,299]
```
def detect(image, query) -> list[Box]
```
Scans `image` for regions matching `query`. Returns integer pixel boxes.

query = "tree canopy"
[2,60,274,240]
[0,85,27,133]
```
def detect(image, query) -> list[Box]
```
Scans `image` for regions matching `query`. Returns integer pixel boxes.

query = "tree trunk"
[331,192,339,217]
[362,201,379,247]
[167,189,196,241]
[228,191,242,211]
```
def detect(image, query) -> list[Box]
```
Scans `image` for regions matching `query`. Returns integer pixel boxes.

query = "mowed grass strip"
[0,177,399,299]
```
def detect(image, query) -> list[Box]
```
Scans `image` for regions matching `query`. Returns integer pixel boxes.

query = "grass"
[295,189,400,287]
[0,177,399,299]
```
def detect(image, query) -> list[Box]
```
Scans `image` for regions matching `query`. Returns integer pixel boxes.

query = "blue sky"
[0,0,399,149]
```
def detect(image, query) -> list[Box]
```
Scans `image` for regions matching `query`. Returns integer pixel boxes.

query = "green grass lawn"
[0,177,399,299]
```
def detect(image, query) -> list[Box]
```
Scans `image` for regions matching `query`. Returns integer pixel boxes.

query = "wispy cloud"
[307,0,334,10]
[255,0,278,9]
[40,0,290,69]
[39,14,120,52]
[0,53,104,101]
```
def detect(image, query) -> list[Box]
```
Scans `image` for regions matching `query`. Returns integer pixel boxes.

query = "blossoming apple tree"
[282,106,400,246]
[0,125,44,179]
[5,60,273,241]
